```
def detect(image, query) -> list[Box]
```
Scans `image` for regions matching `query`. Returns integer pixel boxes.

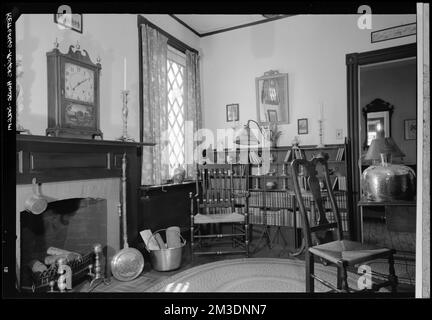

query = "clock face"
[64,62,95,103]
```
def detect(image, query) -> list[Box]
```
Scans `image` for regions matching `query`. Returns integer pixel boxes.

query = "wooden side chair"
[291,153,398,293]
[190,164,250,259]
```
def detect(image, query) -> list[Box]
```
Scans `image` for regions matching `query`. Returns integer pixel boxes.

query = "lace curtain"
[185,50,202,178]
[141,24,169,185]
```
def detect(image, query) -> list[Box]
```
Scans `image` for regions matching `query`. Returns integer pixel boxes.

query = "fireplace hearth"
[15,135,148,292]
[20,198,107,290]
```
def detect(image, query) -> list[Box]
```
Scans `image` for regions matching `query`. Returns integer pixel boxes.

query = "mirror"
[362,98,394,150]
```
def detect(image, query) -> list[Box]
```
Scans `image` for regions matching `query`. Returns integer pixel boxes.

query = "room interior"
[12,11,430,296]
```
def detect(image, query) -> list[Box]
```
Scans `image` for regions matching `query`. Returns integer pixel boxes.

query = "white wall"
[16,14,416,146]
[15,14,200,140]
[200,15,416,147]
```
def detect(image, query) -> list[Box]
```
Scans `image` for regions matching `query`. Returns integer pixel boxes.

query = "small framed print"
[298,118,308,135]
[54,13,83,33]
[267,110,278,122]
[226,104,239,122]
[404,119,416,140]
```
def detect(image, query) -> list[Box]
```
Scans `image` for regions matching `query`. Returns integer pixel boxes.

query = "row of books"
[249,208,350,232]
[325,211,350,232]
[249,191,295,208]
[249,208,300,227]
[248,190,348,210]
[332,176,347,191]
[335,147,345,161]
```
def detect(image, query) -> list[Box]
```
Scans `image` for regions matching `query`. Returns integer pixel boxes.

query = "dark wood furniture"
[291,153,398,293]
[16,135,152,247]
[190,164,250,258]
[346,43,416,241]
[358,199,416,241]
[139,181,195,237]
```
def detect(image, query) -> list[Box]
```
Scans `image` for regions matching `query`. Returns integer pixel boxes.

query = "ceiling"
[171,14,290,37]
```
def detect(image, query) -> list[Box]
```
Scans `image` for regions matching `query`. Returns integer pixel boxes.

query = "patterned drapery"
[185,50,202,177]
[141,25,169,185]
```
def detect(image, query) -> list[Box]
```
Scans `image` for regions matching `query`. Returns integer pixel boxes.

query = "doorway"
[346,44,417,290]
[346,43,416,241]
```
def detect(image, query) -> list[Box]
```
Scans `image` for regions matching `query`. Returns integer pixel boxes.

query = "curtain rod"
[137,15,199,55]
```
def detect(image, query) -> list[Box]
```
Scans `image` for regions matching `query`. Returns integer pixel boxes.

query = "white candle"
[123,57,127,90]
[320,102,324,119]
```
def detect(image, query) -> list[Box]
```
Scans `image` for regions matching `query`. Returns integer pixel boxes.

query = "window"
[167,46,186,176]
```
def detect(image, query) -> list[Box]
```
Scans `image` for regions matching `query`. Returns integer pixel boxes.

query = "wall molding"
[169,14,295,38]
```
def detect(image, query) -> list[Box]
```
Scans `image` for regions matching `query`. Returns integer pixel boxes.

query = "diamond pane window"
[167,48,186,176]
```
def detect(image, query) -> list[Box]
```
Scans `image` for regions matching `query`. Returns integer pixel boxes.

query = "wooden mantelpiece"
[16,134,154,246]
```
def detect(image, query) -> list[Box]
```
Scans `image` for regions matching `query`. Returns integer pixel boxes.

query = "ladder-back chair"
[291,153,398,293]
[190,164,250,258]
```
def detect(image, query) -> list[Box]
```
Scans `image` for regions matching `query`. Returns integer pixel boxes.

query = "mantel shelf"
[16,134,156,147]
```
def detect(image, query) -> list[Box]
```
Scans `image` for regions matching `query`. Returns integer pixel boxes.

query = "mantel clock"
[46,42,103,139]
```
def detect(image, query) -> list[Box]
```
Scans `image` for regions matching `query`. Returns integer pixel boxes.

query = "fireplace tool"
[24,178,48,215]
[111,153,144,281]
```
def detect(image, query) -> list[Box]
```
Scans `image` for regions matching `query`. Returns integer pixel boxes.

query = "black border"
[298,118,308,134]
[53,13,83,34]
[371,22,416,43]
[1,0,423,304]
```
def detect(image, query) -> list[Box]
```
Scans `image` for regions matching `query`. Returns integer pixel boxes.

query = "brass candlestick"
[117,90,135,142]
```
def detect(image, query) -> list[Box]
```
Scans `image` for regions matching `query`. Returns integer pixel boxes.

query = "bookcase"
[211,139,352,254]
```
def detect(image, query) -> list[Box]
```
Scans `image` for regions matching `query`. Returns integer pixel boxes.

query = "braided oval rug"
[145,258,361,292]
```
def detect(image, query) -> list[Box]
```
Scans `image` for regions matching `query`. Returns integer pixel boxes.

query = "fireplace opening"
[20,197,107,291]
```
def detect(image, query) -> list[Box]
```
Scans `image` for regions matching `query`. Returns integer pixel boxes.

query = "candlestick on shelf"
[123,58,127,90]
[317,102,325,148]
[117,89,135,142]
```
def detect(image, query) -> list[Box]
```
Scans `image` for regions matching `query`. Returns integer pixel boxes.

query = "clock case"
[46,44,103,139]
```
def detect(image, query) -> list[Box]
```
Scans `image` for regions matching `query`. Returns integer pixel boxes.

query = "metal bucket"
[147,229,186,272]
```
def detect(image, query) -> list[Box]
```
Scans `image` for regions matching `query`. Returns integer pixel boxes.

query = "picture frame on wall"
[404,119,416,140]
[256,70,289,125]
[267,110,278,122]
[226,104,239,122]
[298,118,308,134]
[54,13,83,33]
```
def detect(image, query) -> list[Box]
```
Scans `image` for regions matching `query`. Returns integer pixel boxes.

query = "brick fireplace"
[15,135,146,290]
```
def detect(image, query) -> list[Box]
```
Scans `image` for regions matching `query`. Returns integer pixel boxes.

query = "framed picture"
[54,13,83,33]
[226,103,239,122]
[371,23,416,43]
[298,118,308,134]
[267,110,278,122]
[404,119,416,140]
[256,70,289,125]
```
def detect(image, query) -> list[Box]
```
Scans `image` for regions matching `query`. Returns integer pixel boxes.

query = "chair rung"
[194,233,245,239]
[310,223,338,233]
[310,274,343,292]
[193,250,246,256]
[199,203,231,208]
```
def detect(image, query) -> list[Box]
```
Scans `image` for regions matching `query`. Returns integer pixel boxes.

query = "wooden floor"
[74,221,416,293]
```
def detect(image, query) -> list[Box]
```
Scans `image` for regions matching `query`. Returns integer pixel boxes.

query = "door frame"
[346,43,417,241]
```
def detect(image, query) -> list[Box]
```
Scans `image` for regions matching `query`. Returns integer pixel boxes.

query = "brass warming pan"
[111,154,144,281]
